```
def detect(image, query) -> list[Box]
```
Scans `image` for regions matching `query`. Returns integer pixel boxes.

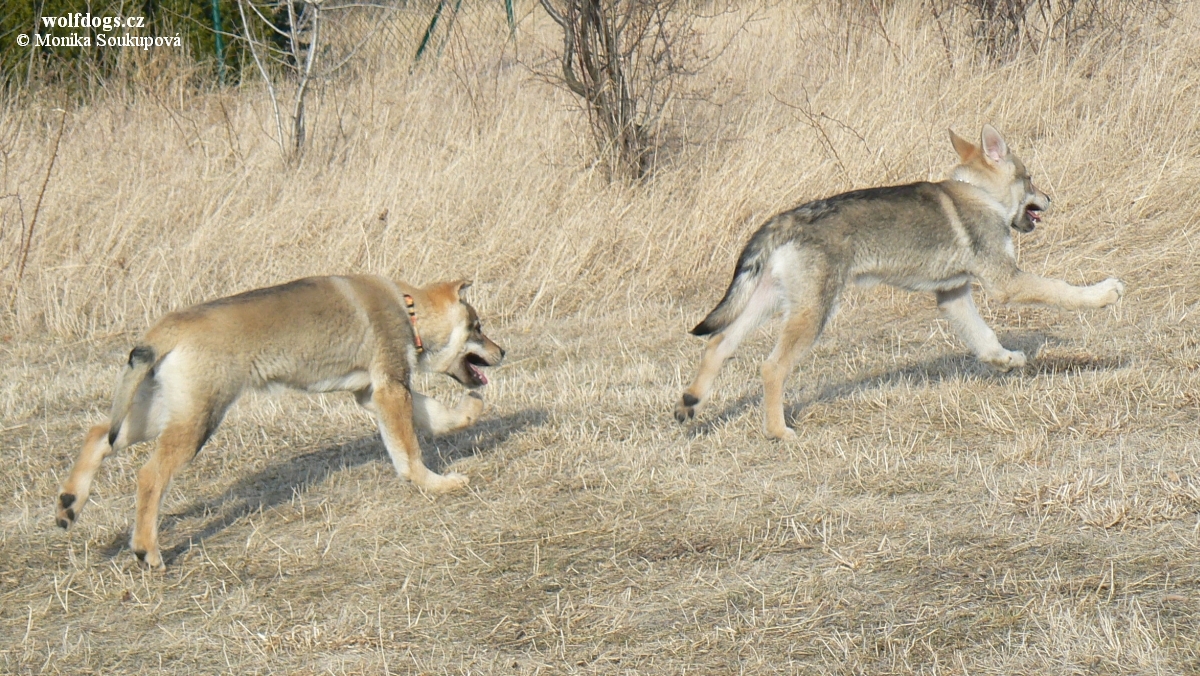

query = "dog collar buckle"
[403,294,424,354]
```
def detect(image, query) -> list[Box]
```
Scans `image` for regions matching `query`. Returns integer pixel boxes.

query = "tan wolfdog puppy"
[676,125,1124,439]
[57,275,504,569]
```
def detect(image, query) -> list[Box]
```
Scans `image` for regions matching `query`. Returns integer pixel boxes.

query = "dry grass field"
[4,1,1200,672]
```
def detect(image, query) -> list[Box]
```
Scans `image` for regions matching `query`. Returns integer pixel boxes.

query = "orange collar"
[403,294,424,354]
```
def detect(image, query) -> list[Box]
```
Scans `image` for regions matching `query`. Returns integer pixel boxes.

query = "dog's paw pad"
[674,394,699,423]
[133,549,165,570]
[56,493,78,529]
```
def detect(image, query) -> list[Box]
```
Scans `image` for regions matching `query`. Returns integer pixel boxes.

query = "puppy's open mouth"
[1025,205,1043,225]
[465,353,489,385]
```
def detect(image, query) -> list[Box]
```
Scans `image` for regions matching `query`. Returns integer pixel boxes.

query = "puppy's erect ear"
[425,279,473,305]
[450,279,472,299]
[949,129,978,163]
[981,124,1008,164]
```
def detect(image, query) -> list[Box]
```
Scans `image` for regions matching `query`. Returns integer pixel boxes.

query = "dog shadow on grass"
[688,332,1127,437]
[99,408,548,565]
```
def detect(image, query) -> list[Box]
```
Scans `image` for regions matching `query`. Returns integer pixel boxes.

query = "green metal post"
[435,0,463,60]
[212,0,226,85]
[414,0,448,63]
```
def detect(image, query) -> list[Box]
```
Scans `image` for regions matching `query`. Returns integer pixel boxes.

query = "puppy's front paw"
[1092,278,1125,307]
[674,393,699,423]
[423,471,469,494]
[766,426,797,441]
[458,392,484,424]
[983,349,1026,372]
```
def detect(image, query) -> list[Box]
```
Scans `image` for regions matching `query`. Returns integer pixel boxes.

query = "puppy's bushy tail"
[691,225,779,337]
[106,345,157,446]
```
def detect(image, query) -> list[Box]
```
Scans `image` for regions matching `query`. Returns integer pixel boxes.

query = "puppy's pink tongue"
[469,363,488,385]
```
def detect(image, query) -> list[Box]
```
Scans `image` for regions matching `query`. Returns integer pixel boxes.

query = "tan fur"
[57,275,504,569]
[677,125,1125,438]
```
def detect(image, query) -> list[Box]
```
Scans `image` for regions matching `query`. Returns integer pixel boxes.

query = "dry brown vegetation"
[3,1,1200,673]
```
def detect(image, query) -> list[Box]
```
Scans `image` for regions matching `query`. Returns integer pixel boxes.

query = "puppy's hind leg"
[130,367,235,569]
[760,272,838,440]
[60,361,161,530]
[57,424,113,529]
[412,391,483,435]
[676,274,779,423]
[131,417,212,570]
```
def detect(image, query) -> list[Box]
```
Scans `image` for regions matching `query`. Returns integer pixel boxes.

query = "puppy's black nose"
[500,347,507,360]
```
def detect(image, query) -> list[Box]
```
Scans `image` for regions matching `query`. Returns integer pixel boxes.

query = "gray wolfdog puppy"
[676,125,1124,438]
[57,275,504,569]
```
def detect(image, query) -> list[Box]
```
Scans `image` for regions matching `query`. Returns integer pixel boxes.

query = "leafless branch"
[8,108,65,311]
[293,3,322,154]
[239,0,287,157]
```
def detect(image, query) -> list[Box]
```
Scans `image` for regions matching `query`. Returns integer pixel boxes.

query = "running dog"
[676,125,1124,438]
[57,275,504,569]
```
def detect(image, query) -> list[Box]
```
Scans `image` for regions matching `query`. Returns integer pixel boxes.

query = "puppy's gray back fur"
[693,181,1011,336]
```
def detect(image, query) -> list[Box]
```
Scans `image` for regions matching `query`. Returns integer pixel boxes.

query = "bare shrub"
[538,0,701,180]
[237,0,334,159]
[234,0,429,160]
[932,0,1175,60]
